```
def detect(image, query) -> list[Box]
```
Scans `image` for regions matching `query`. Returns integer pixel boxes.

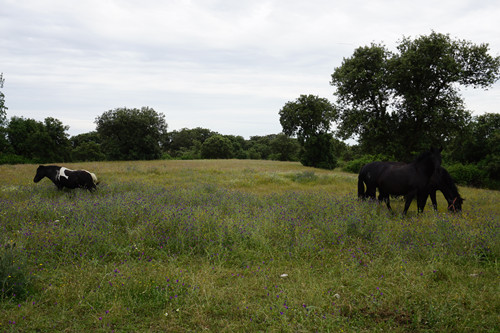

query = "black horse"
[428,167,463,212]
[358,161,403,200]
[361,148,442,215]
[34,165,99,192]
[359,162,463,212]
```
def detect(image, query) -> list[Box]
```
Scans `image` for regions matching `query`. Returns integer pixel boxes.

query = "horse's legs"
[403,191,417,215]
[417,192,428,213]
[379,192,392,211]
[429,191,437,211]
[366,185,377,200]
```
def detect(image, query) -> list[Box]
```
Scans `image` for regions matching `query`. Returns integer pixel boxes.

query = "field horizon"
[1,159,498,332]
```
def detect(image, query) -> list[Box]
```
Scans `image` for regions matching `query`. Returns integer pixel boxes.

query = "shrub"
[0,153,33,165]
[446,163,488,187]
[343,154,396,174]
[290,171,318,183]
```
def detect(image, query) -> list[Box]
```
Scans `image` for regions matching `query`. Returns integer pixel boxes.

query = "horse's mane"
[440,168,461,198]
[412,150,433,163]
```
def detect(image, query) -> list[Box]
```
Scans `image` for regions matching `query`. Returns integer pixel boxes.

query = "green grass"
[0,160,498,332]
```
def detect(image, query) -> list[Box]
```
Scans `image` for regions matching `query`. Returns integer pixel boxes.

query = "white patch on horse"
[83,169,99,185]
[57,167,72,181]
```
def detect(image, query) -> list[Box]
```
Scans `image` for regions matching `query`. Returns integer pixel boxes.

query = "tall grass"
[0,160,498,332]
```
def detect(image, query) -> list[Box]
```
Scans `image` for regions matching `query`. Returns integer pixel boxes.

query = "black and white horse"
[33,165,99,192]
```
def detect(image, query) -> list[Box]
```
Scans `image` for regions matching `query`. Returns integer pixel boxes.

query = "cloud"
[1,0,499,137]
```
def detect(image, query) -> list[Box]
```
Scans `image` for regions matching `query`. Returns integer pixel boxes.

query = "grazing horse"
[33,165,99,192]
[428,167,464,212]
[373,147,442,215]
[359,162,463,212]
[358,161,403,200]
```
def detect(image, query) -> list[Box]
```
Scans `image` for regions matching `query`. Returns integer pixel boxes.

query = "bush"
[446,163,488,187]
[290,171,318,183]
[343,155,375,173]
[0,153,33,165]
[343,154,394,174]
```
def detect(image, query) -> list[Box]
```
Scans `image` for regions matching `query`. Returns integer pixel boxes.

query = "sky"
[1,0,499,138]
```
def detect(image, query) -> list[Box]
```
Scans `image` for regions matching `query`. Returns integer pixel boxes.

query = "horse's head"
[33,165,46,183]
[437,166,464,212]
[447,196,464,212]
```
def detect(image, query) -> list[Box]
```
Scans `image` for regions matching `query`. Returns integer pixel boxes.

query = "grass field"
[0,160,498,332]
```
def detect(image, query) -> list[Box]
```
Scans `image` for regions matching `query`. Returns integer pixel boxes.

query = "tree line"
[0,106,305,164]
[1,32,499,189]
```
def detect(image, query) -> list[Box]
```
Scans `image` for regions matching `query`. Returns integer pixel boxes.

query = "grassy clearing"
[0,160,498,332]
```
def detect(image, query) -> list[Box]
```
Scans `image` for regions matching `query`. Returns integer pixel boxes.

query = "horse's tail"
[358,174,366,199]
[83,170,99,185]
[90,173,99,185]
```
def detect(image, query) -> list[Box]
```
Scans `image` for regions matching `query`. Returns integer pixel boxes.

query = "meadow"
[0,160,498,332]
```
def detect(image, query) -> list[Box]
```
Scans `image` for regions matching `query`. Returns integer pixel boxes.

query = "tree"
[95,107,168,160]
[300,133,338,170]
[0,73,6,124]
[331,32,500,158]
[0,73,9,153]
[279,94,337,144]
[224,135,246,159]
[165,127,215,158]
[72,141,106,162]
[269,133,300,161]
[6,116,70,162]
[247,135,274,160]
[43,117,71,161]
[330,44,395,154]
[200,135,233,159]
[446,113,500,184]
[447,113,500,164]
[70,132,105,162]
[279,94,338,169]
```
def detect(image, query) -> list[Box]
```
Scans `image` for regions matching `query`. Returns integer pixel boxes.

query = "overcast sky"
[1,0,499,138]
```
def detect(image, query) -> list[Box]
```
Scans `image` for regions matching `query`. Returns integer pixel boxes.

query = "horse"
[33,165,99,192]
[358,161,403,200]
[371,147,442,215]
[359,162,463,212]
[428,167,464,212]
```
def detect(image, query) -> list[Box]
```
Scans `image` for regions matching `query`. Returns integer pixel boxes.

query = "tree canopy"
[0,73,6,125]
[95,107,168,160]
[200,134,233,159]
[279,94,338,169]
[279,94,337,144]
[331,32,500,159]
[0,73,9,153]
[6,116,71,162]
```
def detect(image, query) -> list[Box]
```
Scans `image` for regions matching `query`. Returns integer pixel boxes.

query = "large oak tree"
[331,32,500,159]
